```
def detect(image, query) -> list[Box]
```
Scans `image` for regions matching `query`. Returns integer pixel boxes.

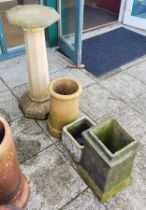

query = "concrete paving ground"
[0,24,146,210]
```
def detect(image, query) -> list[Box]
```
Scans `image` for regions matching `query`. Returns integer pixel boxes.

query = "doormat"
[82,27,146,77]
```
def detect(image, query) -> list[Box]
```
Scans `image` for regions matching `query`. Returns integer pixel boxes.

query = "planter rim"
[63,116,95,149]
[82,118,141,164]
[49,77,82,100]
[0,117,11,150]
[89,119,139,157]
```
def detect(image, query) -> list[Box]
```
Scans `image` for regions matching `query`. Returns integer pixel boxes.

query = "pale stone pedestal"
[7,5,60,119]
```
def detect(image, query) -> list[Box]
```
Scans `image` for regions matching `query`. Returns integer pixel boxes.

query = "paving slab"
[127,60,146,85]
[0,89,22,123]
[12,66,96,99]
[21,145,87,210]
[50,67,96,88]
[47,49,70,71]
[114,106,146,144]
[12,82,28,99]
[0,78,9,93]
[99,71,146,103]
[0,55,28,88]
[10,116,53,163]
[56,141,76,168]
[104,187,146,210]
[62,189,106,210]
[0,55,26,73]
[0,48,70,89]
[130,93,146,120]
[80,83,126,122]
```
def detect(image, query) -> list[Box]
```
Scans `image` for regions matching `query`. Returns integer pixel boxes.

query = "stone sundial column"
[7,5,60,119]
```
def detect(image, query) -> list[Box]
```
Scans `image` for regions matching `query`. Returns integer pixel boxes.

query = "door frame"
[0,0,43,61]
[122,0,146,30]
[58,0,84,66]
[118,0,127,22]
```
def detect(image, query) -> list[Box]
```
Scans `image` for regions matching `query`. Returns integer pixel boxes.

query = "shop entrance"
[0,0,40,60]
[84,0,121,30]
[0,0,123,62]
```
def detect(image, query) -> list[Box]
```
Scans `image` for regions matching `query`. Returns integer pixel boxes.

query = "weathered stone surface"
[80,83,126,122]
[0,78,9,93]
[62,189,106,210]
[19,91,50,119]
[130,93,146,120]
[47,49,70,72]
[7,5,60,29]
[11,116,53,163]
[51,68,96,88]
[12,83,28,99]
[56,141,76,168]
[127,60,146,85]
[99,71,146,103]
[1,35,146,209]
[0,90,22,123]
[114,106,146,144]
[80,118,139,202]
[104,188,146,210]
[21,145,87,210]
[0,56,28,88]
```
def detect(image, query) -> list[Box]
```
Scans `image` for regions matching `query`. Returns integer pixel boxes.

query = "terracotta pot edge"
[0,117,11,149]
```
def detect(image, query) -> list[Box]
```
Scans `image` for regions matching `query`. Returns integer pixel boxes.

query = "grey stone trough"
[62,117,142,202]
[62,116,96,163]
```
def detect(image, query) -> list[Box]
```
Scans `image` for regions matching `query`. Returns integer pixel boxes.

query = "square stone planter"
[62,116,96,163]
[78,118,141,202]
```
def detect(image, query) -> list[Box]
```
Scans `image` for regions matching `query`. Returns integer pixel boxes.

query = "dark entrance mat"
[82,27,146,77]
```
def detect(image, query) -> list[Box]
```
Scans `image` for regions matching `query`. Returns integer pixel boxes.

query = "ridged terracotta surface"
[0,117,29,209]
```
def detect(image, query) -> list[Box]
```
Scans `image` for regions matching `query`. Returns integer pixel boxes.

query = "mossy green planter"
[78,119,141,202]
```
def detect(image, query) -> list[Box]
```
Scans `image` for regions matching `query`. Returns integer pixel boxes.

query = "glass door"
[123,0,146,30]
[58,0,84,67]
[0,0,41,61]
